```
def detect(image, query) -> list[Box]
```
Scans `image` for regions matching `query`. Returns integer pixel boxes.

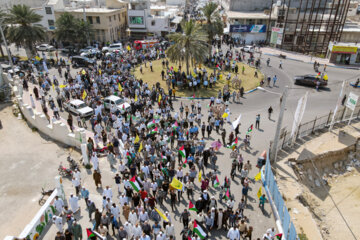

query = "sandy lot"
[0,104,81,239]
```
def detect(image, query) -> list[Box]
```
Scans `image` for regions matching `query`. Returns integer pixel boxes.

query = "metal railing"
[277,105,360,151]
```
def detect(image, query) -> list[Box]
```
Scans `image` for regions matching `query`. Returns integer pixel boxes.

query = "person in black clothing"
[195,197,204,213]
[201,122,206,138]
[206,125,212,138]
[268,106,273,120]
[170,190,177,211]
[180,209,190,228]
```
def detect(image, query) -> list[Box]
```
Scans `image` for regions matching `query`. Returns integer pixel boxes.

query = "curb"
[264,53,360,70]
[171,87,258,100]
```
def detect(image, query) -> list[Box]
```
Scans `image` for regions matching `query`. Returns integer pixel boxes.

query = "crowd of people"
[17,37,280,240]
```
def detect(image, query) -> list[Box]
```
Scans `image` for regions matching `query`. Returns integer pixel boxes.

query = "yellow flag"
[52,83,55,91]
[170,177,183,190]
[82,90,87,100]
[99,69,102,75]
[323,74,328,81]
[81,69,86,75]
[158,94,162,103]
[257,187,262,199]
[118,83,123,92]
[222,112,229,118]
[155,207,169,222]
[59,84,67,88]
[134,94,138,102]
[254,172,262,181]
[35,56,41,61]
[138,142,143,152]
[127,45,131,51]
[134,135,140,143]
[198,171,202,182]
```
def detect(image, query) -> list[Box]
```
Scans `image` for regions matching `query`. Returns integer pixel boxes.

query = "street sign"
[346,92,358,111]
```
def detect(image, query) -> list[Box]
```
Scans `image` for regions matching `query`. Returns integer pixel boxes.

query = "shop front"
[328,44,359,65]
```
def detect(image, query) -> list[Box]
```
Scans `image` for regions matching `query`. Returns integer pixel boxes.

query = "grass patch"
[134,59,263,98]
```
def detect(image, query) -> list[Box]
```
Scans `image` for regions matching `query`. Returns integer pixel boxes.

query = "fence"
[277,104,360,151]
[262,153,298,240]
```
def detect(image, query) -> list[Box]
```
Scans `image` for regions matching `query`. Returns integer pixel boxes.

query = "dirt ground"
[0,104,81,239]
[275,123,360,240]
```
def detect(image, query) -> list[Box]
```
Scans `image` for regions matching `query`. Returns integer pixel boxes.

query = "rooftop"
[226,11,276,20]
[56,7,122,13]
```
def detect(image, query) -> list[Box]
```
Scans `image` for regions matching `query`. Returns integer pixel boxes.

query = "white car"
[36,44,55,51]
[64,99,94,117]
[102,43,123,53]
[242,45,254,53]
[104,95,130,113]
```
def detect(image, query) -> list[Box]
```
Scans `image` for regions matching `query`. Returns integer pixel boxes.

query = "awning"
[171,16,183,24]
[126,28,147,33]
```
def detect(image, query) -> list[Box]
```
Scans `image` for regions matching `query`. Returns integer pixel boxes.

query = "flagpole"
[270,86,288,163]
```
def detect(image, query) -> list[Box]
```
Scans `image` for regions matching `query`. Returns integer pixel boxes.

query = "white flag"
[291,92,308,143]
[43,60,49,73]
[232,113,242,129]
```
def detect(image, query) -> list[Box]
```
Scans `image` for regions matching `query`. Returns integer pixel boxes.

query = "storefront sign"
[332,46,358,54]
[230,24,266,33]
[270,27,283,45]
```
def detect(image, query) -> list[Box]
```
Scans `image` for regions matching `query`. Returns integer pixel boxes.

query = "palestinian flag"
[86,228,95,238]
[189,201,197,212]
[179,145,186,158]
[246,124,253,135]
[147,120,155,129]
[193,220,207,239]
[182,159,187,168]
[214,176,220,188]
[151,127,158,134]
[129,176,140,192]
[189,94,195,100]
[172,121,179,130]
[161,154,167,162]
[275,233,283,240]
[227,137,238,149]
[126,152,132,165]
[224,188,230,200]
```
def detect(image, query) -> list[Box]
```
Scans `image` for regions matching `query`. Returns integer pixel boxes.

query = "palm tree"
[54,13,78,44]
[0,10,8,58]
[201,2,224,55]
[167,20,209,75]
[6,4,46,58]
[75,19,93,45]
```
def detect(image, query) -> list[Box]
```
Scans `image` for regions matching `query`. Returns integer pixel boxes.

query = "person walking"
[180,209,190,228]
[93,170,102,188]
[71,221,82,240]
[255,114,260,129]
[273,75,277,87]
[259,194,267,211]
[268,106,273,120]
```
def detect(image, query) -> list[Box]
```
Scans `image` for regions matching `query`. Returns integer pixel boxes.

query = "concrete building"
[327,41,360,65]
[52,0,128,43]
[0,0,48,9]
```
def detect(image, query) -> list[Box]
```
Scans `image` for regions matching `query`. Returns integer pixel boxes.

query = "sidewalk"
[261,47,360,70]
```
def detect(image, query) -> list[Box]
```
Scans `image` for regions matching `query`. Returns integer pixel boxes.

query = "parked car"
[102,43,123,53]
[64,99,94,117]
[241,45,254,53]
[36,44,55,51]
[103,95,131,114]
[80,46,97,53]
[71,56,96,68]
[294,75,328,87]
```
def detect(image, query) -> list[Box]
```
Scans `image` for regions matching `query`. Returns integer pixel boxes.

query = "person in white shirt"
[156,231,166,240]
[52,215,63,232]
[227,226,240,240]
[54,196,64,215]
[133,223,143,238]
[71,177,81,195]
[266,227,276,239]
[119,193,128,207]
[110,203,120,220]
[103,186,113,200]
[139,209,149,223]
[124,221,133,239]
[128,210,138,225]
[165,223,175,237]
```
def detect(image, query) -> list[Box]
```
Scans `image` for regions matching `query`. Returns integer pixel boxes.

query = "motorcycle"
[58,162,72,177]
[67,154,79,171]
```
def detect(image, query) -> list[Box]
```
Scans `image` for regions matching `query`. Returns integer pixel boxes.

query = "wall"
[34,5,56,31]
[146,16,169,35]
[128,9,147,29]
[166,0,185,6]
[230,0,274,11]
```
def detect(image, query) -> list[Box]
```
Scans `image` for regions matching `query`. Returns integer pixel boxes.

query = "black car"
[294,74,328,87]
[71,56,96,68]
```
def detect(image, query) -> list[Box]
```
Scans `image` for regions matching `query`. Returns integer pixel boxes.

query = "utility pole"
[270,85,289,163]
[81,1,91,46]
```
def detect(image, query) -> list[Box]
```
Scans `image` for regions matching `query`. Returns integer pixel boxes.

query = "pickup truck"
[64,99,94,117]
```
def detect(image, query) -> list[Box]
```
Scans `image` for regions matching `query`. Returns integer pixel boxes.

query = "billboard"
[130,16,144,25]
[230,24,266,33]
[270,27,283,45]
[332,46,358,54]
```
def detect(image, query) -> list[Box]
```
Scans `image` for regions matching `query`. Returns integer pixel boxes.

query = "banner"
[291,92,308,143]
[230,24,266,33]
[270,27,283,45]
[346,92,359,111]
[332,46,357,54]
[329,81,345,130]
[231,114,242,130]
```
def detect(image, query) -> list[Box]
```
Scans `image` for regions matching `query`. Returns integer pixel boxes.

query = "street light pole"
[270,85,289,163]
[81,1,91,46]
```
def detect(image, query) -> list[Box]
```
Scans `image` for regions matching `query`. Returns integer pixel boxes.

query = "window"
[96,16,100,24]
[130,16,144,25]
[87,16,93,24]
[45,7,52,14]
[151,20,155,26]
[118,14,121,22]
[48,20,54,26]
[114,15,116,20]
[109,16,111,22]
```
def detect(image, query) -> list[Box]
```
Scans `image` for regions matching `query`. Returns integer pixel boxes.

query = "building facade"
[327,41,360,64]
